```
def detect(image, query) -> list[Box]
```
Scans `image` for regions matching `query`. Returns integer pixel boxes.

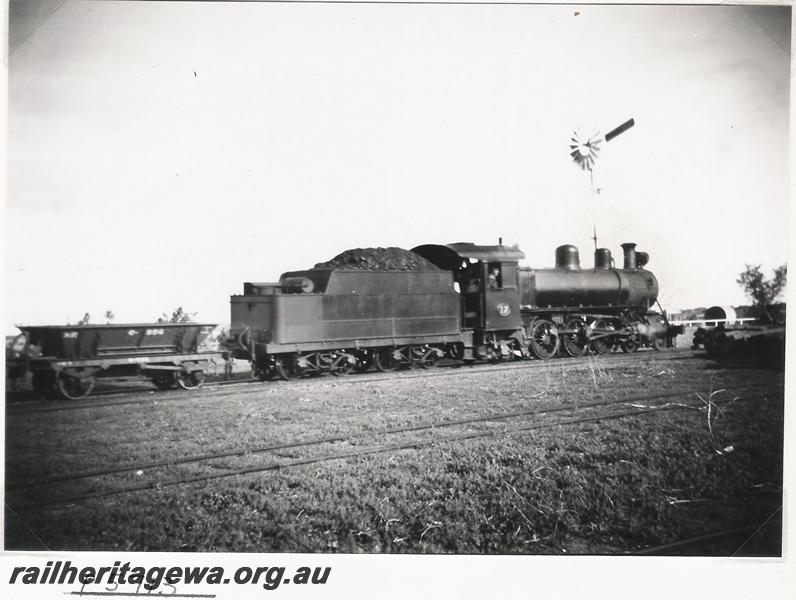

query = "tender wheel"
[590,319,617,354]
[620,339,639,353]
[652,338,666,351]
[330,353,356,376]
[151,372,177,389]
[253,362,272,381]
[373,348,399,372]
[562,318,590,357]
[57,372,96,400]
[177,370,206,389]
[528,319,560,359]
[447,343,465,361]
[415,346,441,369]
[274,358,291,381]
[354,352,373,373]
[273,355,301,380]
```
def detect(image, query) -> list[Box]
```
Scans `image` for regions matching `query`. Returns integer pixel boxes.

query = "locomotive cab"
[412,242,524,334]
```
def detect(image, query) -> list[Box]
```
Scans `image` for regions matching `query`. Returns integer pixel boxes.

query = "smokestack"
[621,242,637,270]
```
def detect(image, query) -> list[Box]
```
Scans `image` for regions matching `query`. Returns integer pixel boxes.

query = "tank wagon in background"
[228,241,681,380]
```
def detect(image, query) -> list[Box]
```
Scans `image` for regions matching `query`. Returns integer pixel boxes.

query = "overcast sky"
[6,2,791,332]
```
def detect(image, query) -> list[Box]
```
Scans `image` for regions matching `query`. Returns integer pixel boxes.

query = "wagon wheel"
[57,372,96,400]
[176,369,206,390]
[151,372,177,390]
[528,319,560,359]
[652,338,666,351]
[373,348,400,372]
[590,319,617,354]
[562,318,590,357]
[620,338,639,353]
[330,353,356,376]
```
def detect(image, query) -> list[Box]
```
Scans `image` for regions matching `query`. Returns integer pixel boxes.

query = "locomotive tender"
[229,241,679,380]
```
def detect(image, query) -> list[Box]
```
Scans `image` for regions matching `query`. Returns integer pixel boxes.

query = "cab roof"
[412,243,525,270]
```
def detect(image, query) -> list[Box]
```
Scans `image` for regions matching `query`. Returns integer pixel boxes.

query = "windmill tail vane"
[604,118,635,142]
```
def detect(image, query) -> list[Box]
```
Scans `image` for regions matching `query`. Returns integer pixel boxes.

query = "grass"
[5,352,784,554]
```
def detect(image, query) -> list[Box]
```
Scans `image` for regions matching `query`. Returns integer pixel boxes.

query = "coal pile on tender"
[313,247,440,271]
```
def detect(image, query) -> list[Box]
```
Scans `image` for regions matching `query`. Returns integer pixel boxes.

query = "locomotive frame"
[227,240,681,380]
[8,240,682,396]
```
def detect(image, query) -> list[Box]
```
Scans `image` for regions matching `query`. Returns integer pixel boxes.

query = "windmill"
[569,118,635,249]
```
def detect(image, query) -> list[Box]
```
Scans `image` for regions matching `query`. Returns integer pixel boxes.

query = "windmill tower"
[569,118,635,249]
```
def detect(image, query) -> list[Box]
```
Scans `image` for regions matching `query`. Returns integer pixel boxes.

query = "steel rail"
[11,389,776,509]
[9,383,773,491]
[7,349,694,416]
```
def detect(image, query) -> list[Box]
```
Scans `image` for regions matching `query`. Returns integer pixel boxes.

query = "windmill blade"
[604,118,635,142]
[569,126,603,171]
[569,118,634,170]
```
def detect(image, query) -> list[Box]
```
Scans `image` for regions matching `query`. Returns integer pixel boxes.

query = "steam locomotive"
[229,241,681,380]
[8,239,680,398]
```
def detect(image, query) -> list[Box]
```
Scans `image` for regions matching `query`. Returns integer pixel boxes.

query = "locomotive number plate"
[497,303,511,317]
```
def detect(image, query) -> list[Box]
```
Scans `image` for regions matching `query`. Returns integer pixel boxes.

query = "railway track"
[8,384,777,510]
[7,348,696,416]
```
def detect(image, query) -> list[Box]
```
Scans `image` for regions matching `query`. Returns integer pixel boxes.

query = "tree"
[737,264,787,306]
[157,306,197,323]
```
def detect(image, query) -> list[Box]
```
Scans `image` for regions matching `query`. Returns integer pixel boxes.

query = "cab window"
[487,263,502,289]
